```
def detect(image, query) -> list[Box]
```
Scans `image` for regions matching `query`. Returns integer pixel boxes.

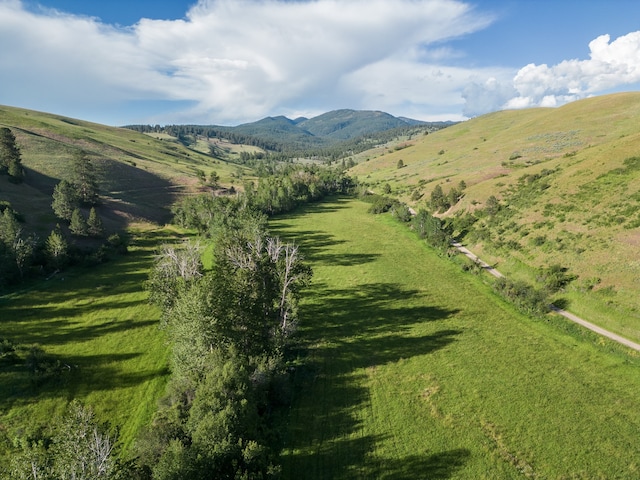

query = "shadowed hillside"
[350,92,640,340]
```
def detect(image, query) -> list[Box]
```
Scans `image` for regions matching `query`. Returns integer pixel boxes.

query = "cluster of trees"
[244,166,355,215]
[124,123,451,165]
[173,166,354,231]
[0,202,125,289]
[412,209,453,251]
[8,401,124,479]
[0,147,121,289]
[429,180,466,213]
[0,204,36,284]
[139,201,311,479]
[0,127,25,183]
[51,151,104,237]
[124,124,282,152]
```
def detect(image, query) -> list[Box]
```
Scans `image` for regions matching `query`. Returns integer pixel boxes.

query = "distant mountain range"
[218,109,452,146]
[128,110,455,152]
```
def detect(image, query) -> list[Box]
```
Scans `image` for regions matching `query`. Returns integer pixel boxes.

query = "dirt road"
[451,242,640,352]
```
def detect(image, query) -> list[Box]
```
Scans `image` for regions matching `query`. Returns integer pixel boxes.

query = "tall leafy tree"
[45,227,68,269]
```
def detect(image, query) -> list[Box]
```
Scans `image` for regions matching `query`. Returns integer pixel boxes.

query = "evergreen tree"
[7,159,24,183]
[69,208,88,236]
[0,208,20,247]
[87,207,104,237]
[51,180,78,221]
[72,151,98,205]
[0,128,24,182]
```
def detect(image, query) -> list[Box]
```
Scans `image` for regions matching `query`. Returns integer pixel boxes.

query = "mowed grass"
[271,198,640,479]
[0,225,174,459]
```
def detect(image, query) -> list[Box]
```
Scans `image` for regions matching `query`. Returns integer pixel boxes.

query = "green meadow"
[0,226,175,460]
[271,197,640,479]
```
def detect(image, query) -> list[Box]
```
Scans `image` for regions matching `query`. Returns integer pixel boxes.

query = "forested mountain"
[125,110,454,153]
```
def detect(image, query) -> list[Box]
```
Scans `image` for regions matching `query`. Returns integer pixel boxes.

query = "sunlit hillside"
[0,105,247,235]
[350,92,640,340]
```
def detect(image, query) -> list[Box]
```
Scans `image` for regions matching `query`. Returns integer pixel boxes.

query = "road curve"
[451,242,640,352]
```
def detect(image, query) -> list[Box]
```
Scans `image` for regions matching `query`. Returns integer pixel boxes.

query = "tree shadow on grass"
[2,350,169,403]
[282,281,463,478]
[296,282,460,373]
[372,449,472,479]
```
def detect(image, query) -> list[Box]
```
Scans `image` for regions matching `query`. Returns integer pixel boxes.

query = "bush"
[493,278,549,316]
[537,264,577,293]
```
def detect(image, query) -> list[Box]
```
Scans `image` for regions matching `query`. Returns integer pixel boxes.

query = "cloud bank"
[0,0,493,124]
[463,31,640,117]
[1,0,640,125]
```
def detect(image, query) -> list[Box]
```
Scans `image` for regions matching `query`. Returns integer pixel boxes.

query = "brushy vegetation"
[349,92,640,342]
[271,197,640,479]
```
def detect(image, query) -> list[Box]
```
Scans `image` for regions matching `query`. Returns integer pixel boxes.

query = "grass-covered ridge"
[0,105,246,234]
[271,197,640,478]
[349,92,640,341]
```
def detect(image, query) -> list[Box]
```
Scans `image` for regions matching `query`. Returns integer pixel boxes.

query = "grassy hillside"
[272,198,640,479]
[349,92,640,341]
[0,105,247,235]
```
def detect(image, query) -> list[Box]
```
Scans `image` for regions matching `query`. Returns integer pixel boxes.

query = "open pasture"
[0,226,173,461]
[271,198,640,479]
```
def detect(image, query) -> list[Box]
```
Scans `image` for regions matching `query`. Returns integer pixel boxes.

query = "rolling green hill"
[350,92,640,341]
[0,105,245,236]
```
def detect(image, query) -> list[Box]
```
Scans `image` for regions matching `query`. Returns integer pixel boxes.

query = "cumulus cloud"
[463,31,640,116]
[0,0,493,124]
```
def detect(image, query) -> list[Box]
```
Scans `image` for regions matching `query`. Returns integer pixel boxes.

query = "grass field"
[271,198,640,479]
[0,224,175,463]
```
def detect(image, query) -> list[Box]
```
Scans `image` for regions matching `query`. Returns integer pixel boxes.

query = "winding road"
[451,241,640,352]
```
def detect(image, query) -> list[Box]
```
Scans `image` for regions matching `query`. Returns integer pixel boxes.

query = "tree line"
[138,203,311,479]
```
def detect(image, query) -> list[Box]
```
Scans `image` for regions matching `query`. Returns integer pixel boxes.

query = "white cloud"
[463,31,640,116]
[0,0,494,124]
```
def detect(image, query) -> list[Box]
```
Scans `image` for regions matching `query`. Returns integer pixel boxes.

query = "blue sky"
[2,0,640,125]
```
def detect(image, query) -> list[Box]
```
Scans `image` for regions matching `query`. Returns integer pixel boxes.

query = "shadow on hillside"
[98,158,180,226]
[20,159,181,231]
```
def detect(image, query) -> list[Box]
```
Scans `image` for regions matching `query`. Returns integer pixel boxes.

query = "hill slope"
[350,92,640,340]
[0,105,243,235]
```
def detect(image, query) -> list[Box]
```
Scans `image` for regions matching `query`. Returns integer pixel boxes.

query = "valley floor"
[271,197,640,479]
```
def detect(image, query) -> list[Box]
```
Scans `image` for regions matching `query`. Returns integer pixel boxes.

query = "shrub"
[493,277,549,316]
